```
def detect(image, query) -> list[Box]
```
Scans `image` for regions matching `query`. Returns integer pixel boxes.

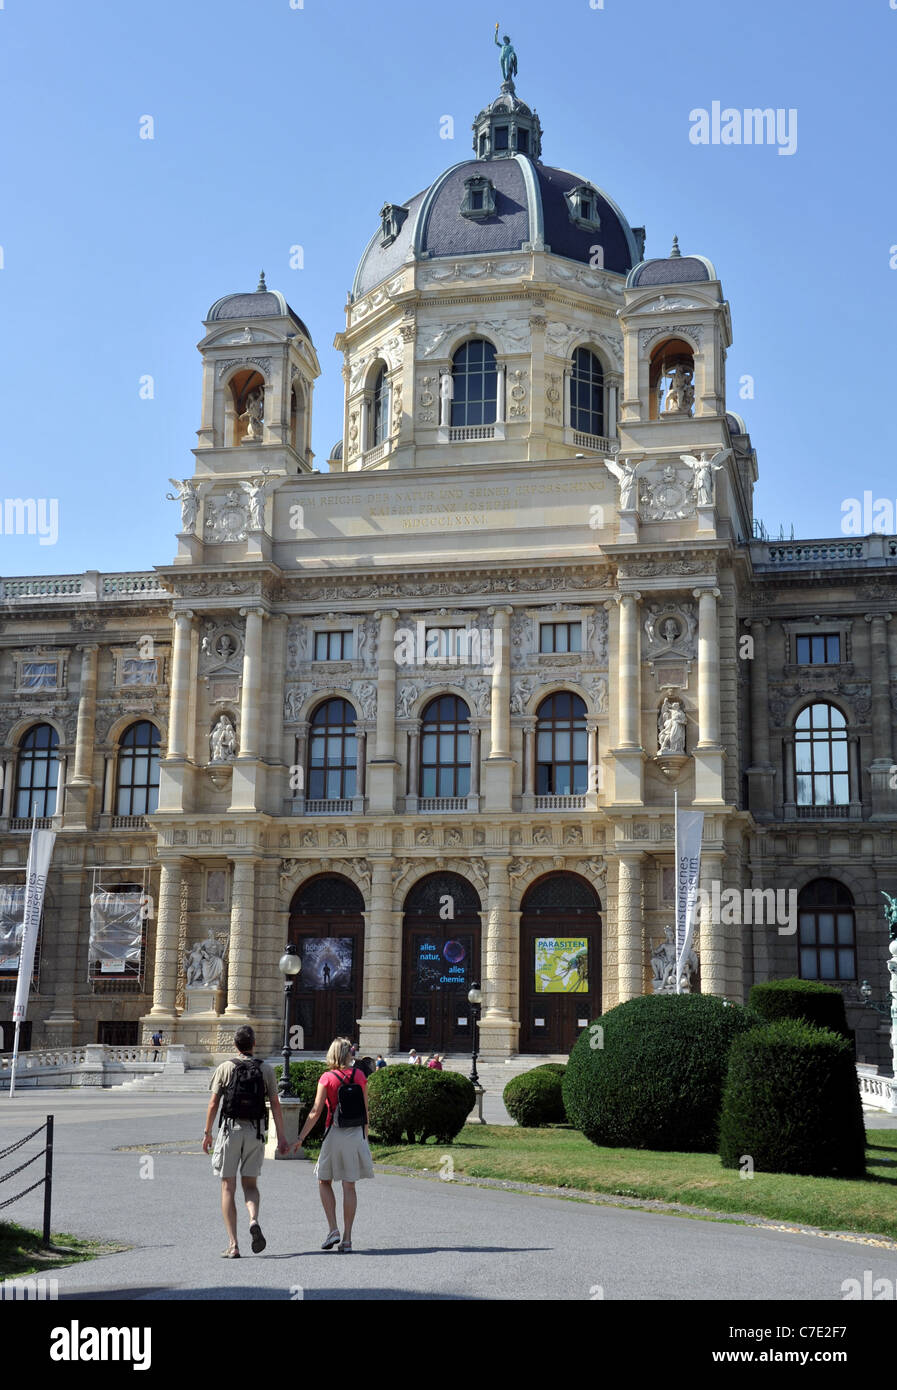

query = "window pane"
[816,913,835,944]
[456,734,470,763]
[421,769,437,796]
[572,764,588,793]
[796,636,809,663]
[831,742,849,772]
[800,947,817,978]
[315,634,326,659]
[812,636,825,663]
[795,741,812,772]
[556,626,569,653]
[818,948,836,979]
[309,770,324,798]
[833,774,850,804]
[798,914,815,944]
[344,769,356,798]
[537,732,552,761]
[422,735,438,763]
[836,913,854,944]
[540,626,553,653]
[837,949,855,978]
[813,743,831,772]
[438,768,454,797]
[573,730,587,761]
[796,775,812,804]
[326,771,340,799]
[456,767,470,797]
[569,624,582,652]
[554,732,571,761]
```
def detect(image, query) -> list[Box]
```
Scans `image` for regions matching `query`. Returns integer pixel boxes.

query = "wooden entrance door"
[519,873,602,1054]
[401,873,482,1054]
[288,875,364,1052]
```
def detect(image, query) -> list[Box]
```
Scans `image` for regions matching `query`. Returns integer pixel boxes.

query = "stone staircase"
[118,1052,567,1095]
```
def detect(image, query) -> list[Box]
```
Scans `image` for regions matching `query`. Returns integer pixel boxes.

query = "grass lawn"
[370,1126,897,1240]
[0,1220,106,1280]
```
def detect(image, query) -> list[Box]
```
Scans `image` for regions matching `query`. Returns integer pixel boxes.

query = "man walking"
[151,1029,163,1061]
[202,1026,288,1258]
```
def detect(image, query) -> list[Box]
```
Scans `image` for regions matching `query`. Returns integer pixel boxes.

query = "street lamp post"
[278,947,302,1098]
[467,983,482,1087]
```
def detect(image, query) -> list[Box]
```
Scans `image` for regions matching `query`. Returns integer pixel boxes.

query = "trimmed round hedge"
[367,1064,475,1144]
[562,993,762,1151]
[503,1066,567,1127]
[749,978,850,1039]
[274,1059,328,1143]
[719,1018,866,1177]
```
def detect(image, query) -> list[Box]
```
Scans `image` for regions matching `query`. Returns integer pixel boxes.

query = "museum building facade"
[2,76,895,1066]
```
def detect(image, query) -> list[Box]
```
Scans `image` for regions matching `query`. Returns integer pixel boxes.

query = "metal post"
[470,1003,480,1088]
[42,1114,53,1246]
[279,979,294,1098]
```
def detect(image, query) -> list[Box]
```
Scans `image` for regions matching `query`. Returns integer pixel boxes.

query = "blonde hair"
[325,1036,354,1069]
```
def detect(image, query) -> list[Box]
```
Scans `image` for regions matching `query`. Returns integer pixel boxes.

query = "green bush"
[749,978,850,1040]
[563,993,762,1152]
[503,1068,567,1127]
[367,1064,475,1145]
[274,1059,327,1143]
[719,1018,866,1177]
[532,1063,568,1078]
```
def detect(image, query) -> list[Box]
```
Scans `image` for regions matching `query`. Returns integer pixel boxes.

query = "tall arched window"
[308,699,357,801]
[570,347,604,437]
[116,721,161,816]
[798,878,856,980]
[536,693,588,795]
[451,339,497,426]
[15,724,59,818]
[795,703,849,808]
[371,365,389,447]
[420,695,471,799]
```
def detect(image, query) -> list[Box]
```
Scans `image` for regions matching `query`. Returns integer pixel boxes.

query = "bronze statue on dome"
[494,24,517,91]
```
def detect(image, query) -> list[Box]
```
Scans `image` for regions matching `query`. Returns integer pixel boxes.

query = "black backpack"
[328,1065,366,1130]
[220,1057,268,1138]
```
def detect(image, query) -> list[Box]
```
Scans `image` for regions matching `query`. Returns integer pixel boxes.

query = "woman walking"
[294,1036,374,1252]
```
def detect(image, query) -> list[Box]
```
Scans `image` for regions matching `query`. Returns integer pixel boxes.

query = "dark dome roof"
[353,154,639,299]
[207,285,312,342]
[626,253,716,288]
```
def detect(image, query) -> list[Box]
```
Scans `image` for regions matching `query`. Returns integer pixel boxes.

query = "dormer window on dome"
[565,184,601,232]
[460,175,497,221]
[379,203,407,247]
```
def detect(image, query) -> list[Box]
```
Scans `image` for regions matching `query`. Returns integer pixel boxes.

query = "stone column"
[697,850,727,997]
[102,754,114,815]
[355,729,367,802]
[238,607,266,759]
[693,586,725,805]
[54,755,67,818]
[225,859,256,1018]
[293,722,309,814]
[368,610,399,811]
[866,613,895,816]
[496,364,506,425]
[358,858,400,1053]
[468,725,482,804]
[617,594,641,748]
[406,724,421,808]
[166,612,194,759]
[1,757,13,817]
[66,644,99,828]
[478,857,517,1057]
[148,859,183,1020]
[485,606,513,811]
[587,721,599,805]
[616,854,643,1003]
[848,734,862,818]
[745,618,774,818]
[783,734,796,818]
[521,719,536,799]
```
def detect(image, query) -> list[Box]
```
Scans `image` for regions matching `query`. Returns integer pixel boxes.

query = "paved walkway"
[2,1092,895,1300]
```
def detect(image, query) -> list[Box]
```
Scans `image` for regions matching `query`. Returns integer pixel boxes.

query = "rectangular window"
[21,661,58,690]
[470,191,483,210]
[516,129,529,153]
[314,631,354,661]
[539,623,583,654]
[795,633,840,664]
[581,200,592,220]
[424,628,467,662]
[494,126,509,150]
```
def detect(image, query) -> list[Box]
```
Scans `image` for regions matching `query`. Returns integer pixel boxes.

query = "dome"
[626,239,717,289]
[207,273,312,342]
[353,154,640,299]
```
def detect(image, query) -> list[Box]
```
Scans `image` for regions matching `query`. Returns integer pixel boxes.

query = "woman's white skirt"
[314,1124,375,1182]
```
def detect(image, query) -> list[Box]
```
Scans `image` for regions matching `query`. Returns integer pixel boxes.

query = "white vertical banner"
[675,810,704,992]
[12,827,56,1023]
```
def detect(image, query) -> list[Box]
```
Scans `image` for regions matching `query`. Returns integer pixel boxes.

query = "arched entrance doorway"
[519,873,602,1054]
[288,875,364,1051]
[401,873,481,1053]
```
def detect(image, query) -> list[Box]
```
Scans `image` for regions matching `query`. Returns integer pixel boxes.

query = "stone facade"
[2,84,894,1067]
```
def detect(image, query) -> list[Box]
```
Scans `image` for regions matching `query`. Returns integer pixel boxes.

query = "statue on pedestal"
[240,387,265,441]
[494,24,518,89]
[657,697,687,754]
[651,925,698,993]
[209,715,237,763]
[882,890,897,942]
[167,478,199,535]
[603,456,644,512]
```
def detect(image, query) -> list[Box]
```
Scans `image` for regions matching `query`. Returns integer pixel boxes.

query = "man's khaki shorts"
[211,1120,266,1179]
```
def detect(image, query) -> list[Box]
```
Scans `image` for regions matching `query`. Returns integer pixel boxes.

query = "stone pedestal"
[618,508,639,540]
[696,504,716,536]
[265,1096,310,1160]
[483,757,514,812]
[367,759,398,813]
[184,986,224,1017]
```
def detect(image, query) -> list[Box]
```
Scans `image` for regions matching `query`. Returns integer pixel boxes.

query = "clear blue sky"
[1,0,895,574]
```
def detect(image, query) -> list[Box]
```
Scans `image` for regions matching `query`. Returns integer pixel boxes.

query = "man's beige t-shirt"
[210,1057,279,1105]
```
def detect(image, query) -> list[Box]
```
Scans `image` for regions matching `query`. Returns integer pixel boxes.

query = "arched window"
[116,721,161,816]
[649,338,695,420]
[15,724,59,818]
[420,696,471,799]
[570,347,604,437]
[795,703,849,808]
[308,699,357,801]
[536,693,588,795]
[451,339,497,426]
[371,365,389,447]
[798,878,856,980]
[290,381,307,456]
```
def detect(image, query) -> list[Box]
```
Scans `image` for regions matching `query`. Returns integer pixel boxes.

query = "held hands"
[202,1133,213,1154]
[290,1136,306,1154]
[277,1136,290,1156]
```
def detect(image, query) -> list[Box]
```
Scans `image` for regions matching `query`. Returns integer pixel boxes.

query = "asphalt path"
[2,1092,895,1302]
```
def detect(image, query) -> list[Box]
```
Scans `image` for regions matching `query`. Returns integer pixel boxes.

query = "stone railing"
[0,571,167,604]
[0,1042,186,1089]
[856,1064,897,1114]
[750,536,897,571]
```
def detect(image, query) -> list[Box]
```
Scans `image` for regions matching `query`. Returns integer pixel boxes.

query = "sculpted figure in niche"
[661,618,680,645]
[603,457,644,512]
[681,450,730,506]
[240,476,270,530]
[210,714,237,763]
[240,386,265,441]
[657,697,687,755]
[664,364,694,415]
[439,371,453,427]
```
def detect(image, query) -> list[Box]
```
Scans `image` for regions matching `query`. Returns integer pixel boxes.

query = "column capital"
[487,604,513,618]
[742,617,770,629]
[75,642,100,656]
[618,590,641,604]
[694,587,721,601]
[375,608,400,622]
[865,612,893,624]
[173,609,195,624]
[238,606,267,620]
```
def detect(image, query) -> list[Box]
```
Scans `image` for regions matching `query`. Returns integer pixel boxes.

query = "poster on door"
[535,937,589,993]
[415,936,469,991]
[299,937,353,990]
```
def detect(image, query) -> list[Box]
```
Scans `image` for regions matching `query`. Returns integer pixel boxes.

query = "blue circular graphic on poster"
[443,939,466,964]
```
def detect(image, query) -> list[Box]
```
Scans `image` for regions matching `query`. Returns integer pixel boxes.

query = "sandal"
[221,1245,240,1258]
[337,1240,353,1253]
[321,1229,341,1250]
[249,1221,266,1254]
